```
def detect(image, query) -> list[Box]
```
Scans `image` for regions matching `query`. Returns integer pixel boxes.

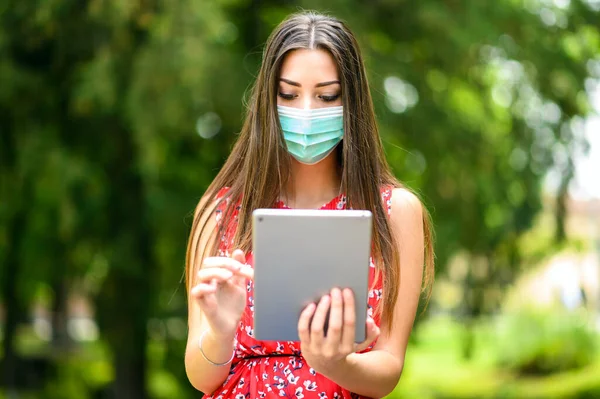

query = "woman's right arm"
[184,197,251,394]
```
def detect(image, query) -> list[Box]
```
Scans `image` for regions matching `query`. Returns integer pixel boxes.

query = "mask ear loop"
[337,114,345,199]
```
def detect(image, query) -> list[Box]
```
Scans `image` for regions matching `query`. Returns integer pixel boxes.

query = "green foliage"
[0,0,598,397]
[495,309,597,375]
[390,316,600,399]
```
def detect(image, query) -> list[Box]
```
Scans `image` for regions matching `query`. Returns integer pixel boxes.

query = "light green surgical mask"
[277,105,344,165]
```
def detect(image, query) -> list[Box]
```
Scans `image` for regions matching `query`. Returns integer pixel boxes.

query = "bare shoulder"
[390,187,424,227]
[194,194,217,220]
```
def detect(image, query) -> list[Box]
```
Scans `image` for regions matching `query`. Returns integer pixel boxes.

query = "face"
[277,48,342,109]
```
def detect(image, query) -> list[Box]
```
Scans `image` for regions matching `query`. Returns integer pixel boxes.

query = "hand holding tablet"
[297,286,380,375]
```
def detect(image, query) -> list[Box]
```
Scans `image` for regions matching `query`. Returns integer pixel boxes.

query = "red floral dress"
[204,188,393,399]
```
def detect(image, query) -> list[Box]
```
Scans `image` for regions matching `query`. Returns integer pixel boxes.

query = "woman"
[184,11,434,399]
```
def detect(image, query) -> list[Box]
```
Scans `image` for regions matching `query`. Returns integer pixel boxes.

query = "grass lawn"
[388,315,600,399]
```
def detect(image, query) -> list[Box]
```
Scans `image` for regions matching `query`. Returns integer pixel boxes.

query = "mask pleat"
[277,105,344,165]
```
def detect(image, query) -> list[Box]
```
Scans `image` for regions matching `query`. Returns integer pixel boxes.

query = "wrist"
[206,326,237,343]
[316,353,356,379]
[199,329,236,367]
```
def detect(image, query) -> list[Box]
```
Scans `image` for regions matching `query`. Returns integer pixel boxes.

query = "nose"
[303,96,312,110]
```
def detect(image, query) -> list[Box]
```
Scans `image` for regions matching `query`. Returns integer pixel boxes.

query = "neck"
[284,152,341,209]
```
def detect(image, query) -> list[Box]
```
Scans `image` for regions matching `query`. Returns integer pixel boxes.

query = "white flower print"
[245,325,254,337]
[287,372,299,384]
[369,289,382,300]
[212,189,389,398]
[303,380,317,391]
[290,357,303,369]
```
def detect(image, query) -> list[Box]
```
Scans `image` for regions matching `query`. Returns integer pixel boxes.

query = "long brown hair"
[186,11,434,330]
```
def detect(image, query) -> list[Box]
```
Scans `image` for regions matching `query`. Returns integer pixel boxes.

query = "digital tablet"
[251,208,372,342]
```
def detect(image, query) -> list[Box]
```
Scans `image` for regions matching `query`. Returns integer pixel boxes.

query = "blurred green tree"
[0,0,598,397]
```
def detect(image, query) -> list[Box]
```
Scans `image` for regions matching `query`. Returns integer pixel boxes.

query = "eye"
[278,93,296,101]
[320,94,340,102]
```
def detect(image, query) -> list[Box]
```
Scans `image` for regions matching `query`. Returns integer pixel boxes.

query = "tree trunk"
[95,124,153,399]
[1,207,26,390]
[461,256,485,360]
[51,278,71,351]
[461,264,475,360]
[0,113,28,390]
[555,158,574,244]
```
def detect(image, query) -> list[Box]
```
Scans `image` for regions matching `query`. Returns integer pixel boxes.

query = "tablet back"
[252,208,372,342]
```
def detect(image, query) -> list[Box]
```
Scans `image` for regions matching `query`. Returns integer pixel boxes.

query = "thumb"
[355,317,380,352]
[231,248,246,264]
[230,249,250,286]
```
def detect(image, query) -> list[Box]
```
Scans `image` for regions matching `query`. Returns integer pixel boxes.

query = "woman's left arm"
[300,188,426,398]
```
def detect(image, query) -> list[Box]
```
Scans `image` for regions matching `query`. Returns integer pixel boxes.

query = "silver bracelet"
[198,329,235,367]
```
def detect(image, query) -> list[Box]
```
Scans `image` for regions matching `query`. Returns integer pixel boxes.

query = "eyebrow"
[280,78,341,88]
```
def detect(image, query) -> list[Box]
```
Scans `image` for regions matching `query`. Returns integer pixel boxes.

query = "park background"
[1,0,600,398]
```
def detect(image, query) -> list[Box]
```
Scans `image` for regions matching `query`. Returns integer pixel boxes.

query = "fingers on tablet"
[192,281,219,310]
[203,257,243,270]
[190,283,217,297]
[341,288,356,350]
[238,266,254,280]
[327,288,343,343]
[310,295,330,344]
[197,267,234,282]
[202,257,254,280]
[231,249,246,262]
[298,303,316,344]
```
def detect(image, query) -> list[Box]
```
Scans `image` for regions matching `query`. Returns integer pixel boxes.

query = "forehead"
[279,48,339,82]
